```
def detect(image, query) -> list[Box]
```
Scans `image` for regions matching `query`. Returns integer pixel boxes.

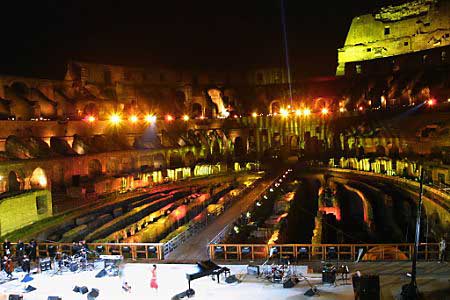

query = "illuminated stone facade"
[337,0,450,76]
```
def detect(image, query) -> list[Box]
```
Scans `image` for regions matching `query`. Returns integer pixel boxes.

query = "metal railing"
[208,243,445,262]
[1,242,164,261]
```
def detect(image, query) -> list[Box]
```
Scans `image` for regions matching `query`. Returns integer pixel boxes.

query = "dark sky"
[0,0,399,79]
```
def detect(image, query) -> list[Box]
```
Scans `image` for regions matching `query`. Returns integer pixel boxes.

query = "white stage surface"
[0,263,354,300]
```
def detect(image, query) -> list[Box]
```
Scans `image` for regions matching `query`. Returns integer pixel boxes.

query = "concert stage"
[1,262,449,299]
[0,263,354,300]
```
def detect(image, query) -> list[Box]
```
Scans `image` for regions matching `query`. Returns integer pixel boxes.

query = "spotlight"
[252,112,258,118]
[182,115,190,121]
[129,115,138,123]
[303,108,311,116]
[321,107,329,115]
[109,113,121,124]
[280,108,289,117]
[86,115,96,123]
[295,109,302,116]
[145,114,157,123]
[166,115,173,121]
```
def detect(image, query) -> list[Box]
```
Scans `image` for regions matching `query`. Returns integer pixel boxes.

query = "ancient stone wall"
[337,0,450,75]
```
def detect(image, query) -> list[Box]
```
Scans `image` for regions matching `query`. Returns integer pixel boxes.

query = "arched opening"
[270,101,281,114]
[169,152,183,168]
[153,153,166,170]
[191,103,203,118]
[30,167,48,189]
[375,145,386,156]
[174,91,186,115]
[290,135,299,150]
[184,151,196,167]
[88,159,102,177]
[83,103,99,117]
[388,144,400,158]
[11,82,30,96]
[8,171,21,192]
[234,136,246,158]
[207,89,227,117]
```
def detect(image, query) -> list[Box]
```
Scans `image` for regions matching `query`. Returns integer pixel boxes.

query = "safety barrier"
[1,242,165,261]
[208,243,445,261]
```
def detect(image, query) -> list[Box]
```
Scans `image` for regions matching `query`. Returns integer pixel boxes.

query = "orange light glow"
[129,115,138,123]
[303,108,311,116]
[87,115,96,123]
[145,114,157,123]
[182,115,190,121]
[109,113,122,124]
[321,107,329,115]
[427,99,436,106]
[252,112,258,118]
[166,115,174,121]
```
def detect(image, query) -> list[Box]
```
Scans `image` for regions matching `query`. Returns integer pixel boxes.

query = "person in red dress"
[150,264,158,291]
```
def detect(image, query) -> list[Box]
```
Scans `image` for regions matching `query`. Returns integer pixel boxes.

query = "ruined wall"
[0,189,52,236]
[337,0,450,75]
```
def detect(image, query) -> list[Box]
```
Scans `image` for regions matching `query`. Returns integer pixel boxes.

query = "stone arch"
[106,159,119,175]
[10,81,30,95]
[269,100,281,114]
[184,151,196,167]
[191,102,203,118]
[8,170,22,192]
[375,145,386,156]
[88,159,102,177]
[174,90,187,114]
[30,167,48,189]
[233,136,246,157]
[207,88,227,117]
[168,152,183,168]
[388,143,400,158]
[153,153,166,170]
[290,135,300,150]
[83,102,99,117]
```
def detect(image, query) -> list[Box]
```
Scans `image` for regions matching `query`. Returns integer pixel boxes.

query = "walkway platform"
[0,262,448,299]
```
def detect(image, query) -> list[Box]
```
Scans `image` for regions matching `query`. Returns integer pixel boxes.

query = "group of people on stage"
[1,239,37,278]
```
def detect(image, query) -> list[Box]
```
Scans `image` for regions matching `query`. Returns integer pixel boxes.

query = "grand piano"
[186,260,230,290]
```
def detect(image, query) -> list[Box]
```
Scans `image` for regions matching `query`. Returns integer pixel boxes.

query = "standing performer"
[439,237,446,263]
[150,264,158,292]
[4,256,14,278]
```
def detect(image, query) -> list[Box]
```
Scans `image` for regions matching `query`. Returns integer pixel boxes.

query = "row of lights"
[84,113,192,125]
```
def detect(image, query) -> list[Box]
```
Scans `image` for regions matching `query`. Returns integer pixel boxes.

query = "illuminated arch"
[8,170,22,192]
[30,167,48,189]
[88,159,102,177]
[184,151,196,167]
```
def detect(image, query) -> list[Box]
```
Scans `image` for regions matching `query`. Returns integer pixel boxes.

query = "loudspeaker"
[283,278,296,288]
[24,285,36,292]
[73,286,80,293]
[247,264,260,276]
[304,287,319,297]
[225,275,238,284]
[95,269,107,278]
[47,297,62,300]
[87,288,99,300]
[80,286,89,294]
[358,275,380,300]
[171,288,195,300]
[8,296,23,300]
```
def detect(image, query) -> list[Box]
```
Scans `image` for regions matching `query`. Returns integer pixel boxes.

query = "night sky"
[0,0,401,79]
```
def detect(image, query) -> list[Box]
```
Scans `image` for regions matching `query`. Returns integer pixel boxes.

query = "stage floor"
[0,263,354,300]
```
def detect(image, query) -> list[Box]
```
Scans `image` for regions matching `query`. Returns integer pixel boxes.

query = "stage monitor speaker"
[24,285,36,293]
[8,296,23,300]
[304,287,319,297]
[247,264,260,276]
[225,275,238,284]
[358,275,380,300]
[95,269,107,278]
[80,286,89,294]
[47,297,62,300]
[283,278,296,288]
[73,286,80,293]
[87,288,99,300]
